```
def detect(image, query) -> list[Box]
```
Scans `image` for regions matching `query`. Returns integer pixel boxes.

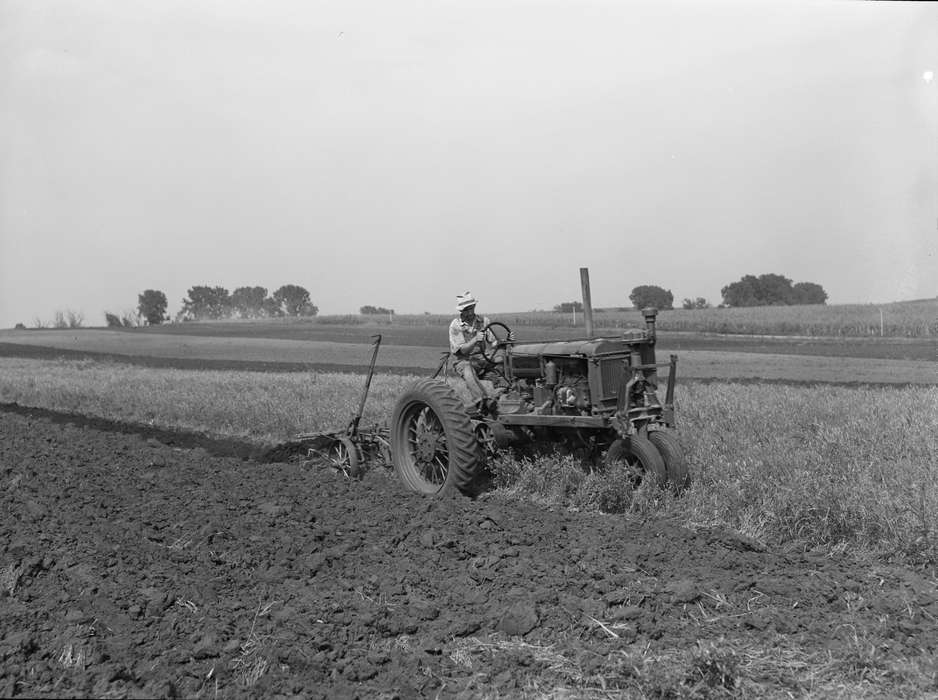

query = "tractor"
[390,307,688,497]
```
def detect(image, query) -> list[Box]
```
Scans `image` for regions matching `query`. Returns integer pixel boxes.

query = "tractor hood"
[511,329,648,358]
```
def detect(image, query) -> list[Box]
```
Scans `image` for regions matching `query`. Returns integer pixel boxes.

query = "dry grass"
[441,629,938,699]
[0,357,413,443]
[230,600,277,688]
[484,384,938,564]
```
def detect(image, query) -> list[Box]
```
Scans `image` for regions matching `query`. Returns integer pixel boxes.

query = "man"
[448,292,512,412]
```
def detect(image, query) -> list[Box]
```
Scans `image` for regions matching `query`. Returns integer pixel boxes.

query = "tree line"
[129,285,318,325]
[551,273,828,312]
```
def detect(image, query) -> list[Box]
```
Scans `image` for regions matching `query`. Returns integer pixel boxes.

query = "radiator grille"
[599,359,626,400]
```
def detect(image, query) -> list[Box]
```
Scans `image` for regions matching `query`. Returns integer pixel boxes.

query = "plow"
[293,334,391,478]
[286,270,689,497]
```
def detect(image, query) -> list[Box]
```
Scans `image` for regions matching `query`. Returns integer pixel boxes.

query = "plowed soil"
[2,410,937,698]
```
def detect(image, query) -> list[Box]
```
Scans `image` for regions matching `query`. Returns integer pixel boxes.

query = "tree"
[231,286,268,318]
[720,275,760,307]
[756,273,796,305]
[721,274,827,307]
[181,286,231,320]
[273,285,317,316]
[629,285,674,310]
[262,296,284,317]
[682,297,710,310]
[360,305,394,315]
[792,282,828,305]
[138,289,168,325]
[66,310,84,328]
[553,301,584,313]
[299,301,319,317]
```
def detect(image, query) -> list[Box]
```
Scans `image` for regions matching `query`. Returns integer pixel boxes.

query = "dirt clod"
[497,601,539,636]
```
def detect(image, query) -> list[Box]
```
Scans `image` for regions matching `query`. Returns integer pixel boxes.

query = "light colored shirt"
[449,315,491,355]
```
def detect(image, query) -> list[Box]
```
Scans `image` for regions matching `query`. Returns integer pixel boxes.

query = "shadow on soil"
[0,401,278,462]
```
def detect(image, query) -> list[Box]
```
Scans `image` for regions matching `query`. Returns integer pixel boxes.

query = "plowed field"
[2,409,937,698]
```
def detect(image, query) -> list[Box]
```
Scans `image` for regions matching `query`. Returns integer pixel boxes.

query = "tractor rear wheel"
[391,379,482,496]
[648,430,689,492]
[605,436,667,489]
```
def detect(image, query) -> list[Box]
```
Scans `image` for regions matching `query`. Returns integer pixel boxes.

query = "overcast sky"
[1,0,936,327]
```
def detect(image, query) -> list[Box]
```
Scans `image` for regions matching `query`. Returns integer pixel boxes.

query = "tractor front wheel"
[649,430,689,493]
[391,379,482,496]
[605,436,667,489]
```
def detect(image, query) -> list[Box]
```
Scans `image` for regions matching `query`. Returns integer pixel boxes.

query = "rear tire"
[648,430,689,493]
[391,379,482,496]
[605,435,667,489]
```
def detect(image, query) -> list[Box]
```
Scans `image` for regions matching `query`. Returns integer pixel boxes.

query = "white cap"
[456,291,477,311]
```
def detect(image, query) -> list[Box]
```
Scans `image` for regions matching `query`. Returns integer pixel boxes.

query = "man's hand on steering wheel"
[481,322,515,365]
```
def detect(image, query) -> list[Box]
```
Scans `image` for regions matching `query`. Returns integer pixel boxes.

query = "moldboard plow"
[271,334,390,477]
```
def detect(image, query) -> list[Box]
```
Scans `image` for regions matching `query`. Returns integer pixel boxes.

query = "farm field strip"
[0,329,442,367]
[118,321,938,360]
[0,358,410,442]
[0,329,934,384]
[2,356,937,564]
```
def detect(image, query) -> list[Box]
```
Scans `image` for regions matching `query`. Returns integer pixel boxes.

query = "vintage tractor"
[390,307,688,497]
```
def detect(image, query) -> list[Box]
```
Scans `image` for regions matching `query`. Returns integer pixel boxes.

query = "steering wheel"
[481,322,513,365]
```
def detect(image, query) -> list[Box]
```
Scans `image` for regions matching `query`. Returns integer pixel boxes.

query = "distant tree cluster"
[176,284,318,322]
[721,274,827,307]
[360,305,394,315]
[629,286,674,310]
[104,311,143,328]
[30,310,85,329]
[682,297,710,310]
[553,301,584,313]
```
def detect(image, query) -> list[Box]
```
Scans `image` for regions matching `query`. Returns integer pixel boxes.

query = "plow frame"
[294,334,391,476]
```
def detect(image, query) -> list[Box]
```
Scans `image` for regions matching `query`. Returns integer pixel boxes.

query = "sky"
[1,0,936,327]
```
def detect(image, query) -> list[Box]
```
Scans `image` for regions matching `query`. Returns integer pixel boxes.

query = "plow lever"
[347,334,382,439]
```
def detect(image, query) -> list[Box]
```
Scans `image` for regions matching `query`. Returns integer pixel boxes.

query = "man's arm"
[449,320,484,356]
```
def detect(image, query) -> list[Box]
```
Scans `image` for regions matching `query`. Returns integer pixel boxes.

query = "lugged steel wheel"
[648,430,689,493]
[326,436,362,479]
[474,422,499,465]
[605,435,667,489]
[391,379,482,496]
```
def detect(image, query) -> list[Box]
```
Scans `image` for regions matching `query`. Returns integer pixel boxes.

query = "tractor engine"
[553,375,591,414]
[502,319,673,428]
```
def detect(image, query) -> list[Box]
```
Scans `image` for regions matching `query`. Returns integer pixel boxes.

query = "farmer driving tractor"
[449,292,514,413]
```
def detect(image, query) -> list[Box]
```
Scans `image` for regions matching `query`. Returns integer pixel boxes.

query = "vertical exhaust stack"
[579,267,594,339]
[642,307,658,343]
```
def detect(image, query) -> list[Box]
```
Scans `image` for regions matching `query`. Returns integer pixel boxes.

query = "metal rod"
[349,334,382,437]
[580,267,594,339]
[665,354,677,407]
